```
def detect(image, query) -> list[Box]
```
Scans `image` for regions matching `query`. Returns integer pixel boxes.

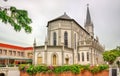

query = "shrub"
[70,64,81,74]
[26,65,37,75]
[19,64,109,75]
[90,64,109,73]
[19,64,29,72]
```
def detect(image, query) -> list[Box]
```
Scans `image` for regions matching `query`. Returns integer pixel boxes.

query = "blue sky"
[0,0,120,50]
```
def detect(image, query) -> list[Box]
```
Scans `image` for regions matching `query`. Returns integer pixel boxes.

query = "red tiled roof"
[0,43,33,51]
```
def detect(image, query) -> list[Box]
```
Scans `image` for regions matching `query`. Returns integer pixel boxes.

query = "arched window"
[37,53,42,64]
[78,53,80,61]
[52,54,57,65]
[82,52,84,61]
[65,58,69,65]
[87,52,89,61]
[53,32,57,46]
[64,31,68,47]
[37,57,42,64]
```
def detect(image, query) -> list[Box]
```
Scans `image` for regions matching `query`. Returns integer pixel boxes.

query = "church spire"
[84,4,94,37]
[85,4,91,25]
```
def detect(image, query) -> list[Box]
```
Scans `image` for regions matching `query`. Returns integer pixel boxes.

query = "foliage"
[90,64,109,74]
[116,61,120,67]
[19,64,29,72]
[70,64,81,74]
[79,64,90,71]
[35,65,48,73]
[0,6,32,33]
[19,64,109,75]
[103,49,120,64]
[54,65,70,73]
[26,65,37,75]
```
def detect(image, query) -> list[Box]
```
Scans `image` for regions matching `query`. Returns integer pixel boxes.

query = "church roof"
[47,12,90,35]
[47,12,72,24]
[47,13,73,27]
[56,12,72,19]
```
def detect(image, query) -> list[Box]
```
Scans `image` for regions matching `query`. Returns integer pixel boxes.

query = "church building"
[33,5,105,66]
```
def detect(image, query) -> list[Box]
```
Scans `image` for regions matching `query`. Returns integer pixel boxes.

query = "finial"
[64,12,66,15]
[87,4,89,7]
[33,38,36,46]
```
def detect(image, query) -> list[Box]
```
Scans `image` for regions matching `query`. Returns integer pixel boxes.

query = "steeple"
[84,4,94,37]
[33,38,36,46]
[85,4,91,25]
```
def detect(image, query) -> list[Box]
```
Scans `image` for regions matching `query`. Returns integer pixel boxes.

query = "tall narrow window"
[53,54,57,65]
[9,50,12,55]
[3,50,7,55]
[74,33,76,49]
[82,52,84,61]
[18,52,20,56]
[64,31,68,47]
[21,52,24,57]
[37,57,42,64]
[13,51,16,56]
[78,53,80,61]
[53,32,57,46]
[87,52,89,61]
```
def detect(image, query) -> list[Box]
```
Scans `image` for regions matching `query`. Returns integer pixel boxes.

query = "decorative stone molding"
[0,68,8,76]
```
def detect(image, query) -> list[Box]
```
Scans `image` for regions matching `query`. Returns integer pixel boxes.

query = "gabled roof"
[47,13,73,27]
[47,13,90,35]
[0,43,33,50]
[56,12,72,19]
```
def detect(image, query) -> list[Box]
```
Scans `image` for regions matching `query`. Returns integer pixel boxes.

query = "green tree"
[0,3,32,33]
[103,49,120,64]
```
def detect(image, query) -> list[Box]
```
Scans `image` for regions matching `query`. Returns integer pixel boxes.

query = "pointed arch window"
[53,32,57,46]
[82,52,84,61]
[52,54,57,65]
[37,53,42,64]
[87,52,89,61]
[64,31,68,47]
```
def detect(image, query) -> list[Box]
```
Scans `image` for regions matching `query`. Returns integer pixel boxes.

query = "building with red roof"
[0,43,33,66]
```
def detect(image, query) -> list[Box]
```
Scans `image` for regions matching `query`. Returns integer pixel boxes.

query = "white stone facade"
[34,7,105,66]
